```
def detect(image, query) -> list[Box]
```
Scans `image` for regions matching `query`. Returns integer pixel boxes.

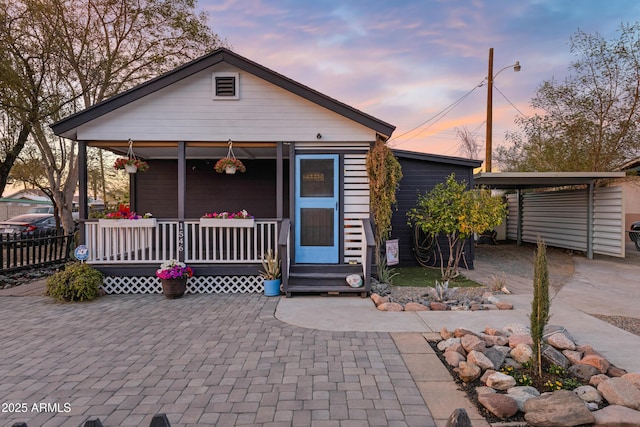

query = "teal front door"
[295,154,339,264]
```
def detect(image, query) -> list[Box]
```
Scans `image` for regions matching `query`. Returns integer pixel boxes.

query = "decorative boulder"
[477,393,518,419]
[524,390,595,426]
[598,377,640,410]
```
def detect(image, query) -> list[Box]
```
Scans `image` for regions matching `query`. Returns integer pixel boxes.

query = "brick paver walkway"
[1,294,435,426]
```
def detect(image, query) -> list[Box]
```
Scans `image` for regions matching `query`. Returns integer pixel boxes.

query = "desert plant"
[47,263,103,302]
[531,237,550,377]
[376,256,399,284]
[260,250,281,280]
[489,272,507,292]
[434,279,451,301]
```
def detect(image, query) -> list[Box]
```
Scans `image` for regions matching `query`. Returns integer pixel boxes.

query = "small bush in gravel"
[47,263,103,302]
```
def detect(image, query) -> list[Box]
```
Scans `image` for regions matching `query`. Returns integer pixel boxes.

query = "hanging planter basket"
[215,140,246,174]
[114,139,149,173]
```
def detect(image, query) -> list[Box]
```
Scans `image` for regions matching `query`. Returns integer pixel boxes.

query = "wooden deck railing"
[84,219,279,264]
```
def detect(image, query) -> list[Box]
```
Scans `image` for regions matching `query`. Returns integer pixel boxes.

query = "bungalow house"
[51,48,394,296]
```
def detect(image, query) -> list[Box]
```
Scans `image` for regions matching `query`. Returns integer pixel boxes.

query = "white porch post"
[178,141,186,262]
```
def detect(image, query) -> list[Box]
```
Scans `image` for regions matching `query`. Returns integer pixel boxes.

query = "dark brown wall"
[136,159,289,219]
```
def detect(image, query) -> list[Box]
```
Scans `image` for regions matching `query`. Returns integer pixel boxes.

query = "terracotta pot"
[161,278,187,299]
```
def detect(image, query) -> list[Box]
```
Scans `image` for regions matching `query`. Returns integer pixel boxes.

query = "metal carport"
[474,172,626,259]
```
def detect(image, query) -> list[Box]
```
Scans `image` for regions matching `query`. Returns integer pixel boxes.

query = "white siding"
[77,64,377,143]
[505,186,625,257]
[593,186,625,257]
[343,153,370,263]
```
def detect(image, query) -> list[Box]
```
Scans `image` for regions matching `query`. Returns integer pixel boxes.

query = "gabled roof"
[392,148,482,168]
[51,48,395,140]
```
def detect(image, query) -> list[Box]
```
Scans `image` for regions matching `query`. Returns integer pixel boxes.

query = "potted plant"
[260,250,281,297]
[156,260,193,299]
[98,204,155,227]
[200,209,254,227]
[214,157,246,174]
[114,157,149,173]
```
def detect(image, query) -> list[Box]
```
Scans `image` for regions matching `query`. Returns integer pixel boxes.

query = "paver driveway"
[1,294,435,426]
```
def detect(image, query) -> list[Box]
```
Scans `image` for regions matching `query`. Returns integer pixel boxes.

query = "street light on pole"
[485,47,521,172]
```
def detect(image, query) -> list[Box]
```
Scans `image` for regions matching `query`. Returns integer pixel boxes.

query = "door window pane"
[300,208,334,246]
[300,159,334,197]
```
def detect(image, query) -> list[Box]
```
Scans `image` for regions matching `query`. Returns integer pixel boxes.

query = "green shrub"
[47,263,103,302]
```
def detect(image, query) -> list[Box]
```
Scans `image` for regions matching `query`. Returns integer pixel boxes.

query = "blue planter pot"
[264,279,281,297]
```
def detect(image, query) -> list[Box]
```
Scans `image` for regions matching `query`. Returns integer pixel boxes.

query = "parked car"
[27,205,80,220]
[0,214,57,235]
[27,206,55,214]
[631,221,640,251]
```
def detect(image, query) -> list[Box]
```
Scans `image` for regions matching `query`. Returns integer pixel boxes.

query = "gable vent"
[212,72,239,100]
[216,76,235,96]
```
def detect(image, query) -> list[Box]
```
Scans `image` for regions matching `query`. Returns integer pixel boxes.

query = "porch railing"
[84,219,278,264]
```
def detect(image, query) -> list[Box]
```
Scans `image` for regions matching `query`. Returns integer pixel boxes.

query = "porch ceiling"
[90,141,287,160]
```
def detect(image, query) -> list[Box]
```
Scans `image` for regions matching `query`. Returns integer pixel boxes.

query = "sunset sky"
[199,0,639,159]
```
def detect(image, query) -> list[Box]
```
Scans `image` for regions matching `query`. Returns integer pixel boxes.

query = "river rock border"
[432,322,640,426]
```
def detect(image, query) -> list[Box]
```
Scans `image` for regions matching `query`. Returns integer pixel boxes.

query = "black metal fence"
[0,230,74,272]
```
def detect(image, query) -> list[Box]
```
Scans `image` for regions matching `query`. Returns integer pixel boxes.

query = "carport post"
[587,182,594,259]
[516,189,522,245]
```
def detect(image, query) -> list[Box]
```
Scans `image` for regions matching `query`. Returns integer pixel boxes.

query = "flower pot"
[263,279,281,297]
[161,278,187,299]
[124,164,138,173]
[225,165,236,174]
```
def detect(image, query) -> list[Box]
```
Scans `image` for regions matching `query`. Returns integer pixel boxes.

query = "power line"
[388,80,484,143]
[493,83,528,118]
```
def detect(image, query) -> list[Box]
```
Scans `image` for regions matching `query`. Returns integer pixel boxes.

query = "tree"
[497,23,640,172]
[531,237,550,378]
[366,137,403,270]
[0,0,225,232]
[407,174,506,281]
[456,126,481,160]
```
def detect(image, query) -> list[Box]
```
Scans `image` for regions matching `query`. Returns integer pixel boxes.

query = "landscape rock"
[480,369,497,384]
[546,331,576,351]
[507,386,540,412]
[429,301,449,311]
[562,349,583,365]
[475,386,496,396]
[482,334,509,347]
[437,337,461,352]
[597,377,640,410]
[377,302,403,311]
[509,334,533,348]
[606,365,628,377]
[477,393,518,419]
[454,361,482,383]
[524,389,595,426]
[510,343,533,364]
[467,350,494,370]
[444,342,467,356]
[568,363,601,383]
[589,374,610,387]
[485,372,516,390]
[460,334,486,353]
[370,293,388,306]
[573,385,602,404]
[453,328,477,338]
[591,405,640,427]
[445,408,473,427]
[404,302,429,311]
[580,353,611,374]
[621,372,640,388]
[541,344,570,369]
[483,347,507,371]
[444,351,466,368]
[495,301,513,310]
[440,327,454,340]
[503,323,530,335]
[484,327,506,336]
